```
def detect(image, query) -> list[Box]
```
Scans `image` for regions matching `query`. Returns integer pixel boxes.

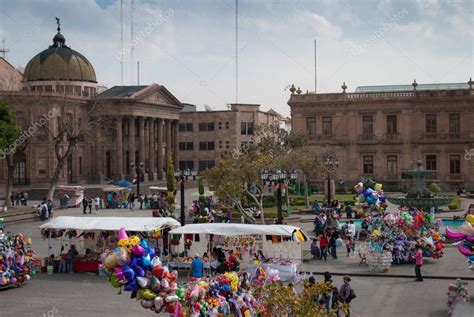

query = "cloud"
[298,12,343,39]
[415,0,441,17]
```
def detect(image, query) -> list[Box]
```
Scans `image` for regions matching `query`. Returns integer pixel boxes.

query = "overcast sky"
[1,0,472,115]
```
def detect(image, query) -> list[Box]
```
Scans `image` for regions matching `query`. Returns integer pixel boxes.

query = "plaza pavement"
[1,194,474,316]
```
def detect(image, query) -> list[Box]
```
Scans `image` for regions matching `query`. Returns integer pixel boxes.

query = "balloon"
[114,267,125,281]
[137,276,150,288]
[169,282,178,292]
[154,296,165,310]
[165,295,179,303]
[131,245,146,257]
[374,183,383,191]
[354,182,363,193]
[466,214,474,226]
[151,257,162,267]
[114,247,131,266]
[133,265,145,277]
[124,279,138,292]
[152,265,164,278]
[161,278,169,291]
[141,299,154,309]
[109,275,122,288]
[150,276,161,292]
[123,265,135,281]
[103,253,118,272]
[141,256,153,270]
[118,227,128,240]
[142,289,157,300]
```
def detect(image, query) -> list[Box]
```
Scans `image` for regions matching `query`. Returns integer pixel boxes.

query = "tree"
[197,176,206,215]
[203,149,272,224]
[166,151,175,192]
[43,101,111,200]
[0,98,20,208]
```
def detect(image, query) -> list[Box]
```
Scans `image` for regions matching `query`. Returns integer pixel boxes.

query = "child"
[346,239,353,257]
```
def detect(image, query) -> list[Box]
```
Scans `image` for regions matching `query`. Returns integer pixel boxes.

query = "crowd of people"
[9,191,28,207]
[37,199,54,221]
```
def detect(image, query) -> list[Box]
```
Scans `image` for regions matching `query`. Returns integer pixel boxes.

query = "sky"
[1,0,473,115]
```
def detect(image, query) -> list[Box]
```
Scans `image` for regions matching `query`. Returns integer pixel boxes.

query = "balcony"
[411,132,471,144]
[310,134,349,145]
[382,133,402,144]
[448,174,463,181]
[357,134,378,144]
[385,174,400,181]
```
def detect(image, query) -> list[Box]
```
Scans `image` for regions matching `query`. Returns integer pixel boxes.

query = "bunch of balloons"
[445,215,474,268]
[102,227,184,315]
[354,180,387,212]
[367,209,445,264]
[0,224,35,288]
[184,274,264,316]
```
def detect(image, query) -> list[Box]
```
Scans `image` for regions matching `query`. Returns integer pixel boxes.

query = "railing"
[383,133,402,143]
[358,134,378,143]
[347,91,414,99]
[13,178,31,185]
[448,174,462,180]
[412,132,470,142]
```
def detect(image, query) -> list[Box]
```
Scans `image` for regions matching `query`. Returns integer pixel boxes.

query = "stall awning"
[39,216,181,232]
[169,223,307,238]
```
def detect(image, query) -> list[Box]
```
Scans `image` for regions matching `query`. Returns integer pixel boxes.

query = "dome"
[23,23,96,83]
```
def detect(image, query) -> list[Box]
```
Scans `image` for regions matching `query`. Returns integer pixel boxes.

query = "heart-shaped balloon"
[154,296,164,310]
[137,276,150,288]
[150,276,161,292]
[141,299,154,309]
[161,278,169,291]
[151,257,162,267]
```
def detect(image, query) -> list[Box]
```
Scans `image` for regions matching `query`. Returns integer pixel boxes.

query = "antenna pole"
[137,61,140,85]
[314,39,317,93]
[235,0,238,104]
[131,0,134,85]
[120,0,123,85]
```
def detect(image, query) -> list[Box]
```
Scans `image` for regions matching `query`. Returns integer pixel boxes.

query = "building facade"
[0,24,182,186]
[177,104,278,171]
[288,81,474,190]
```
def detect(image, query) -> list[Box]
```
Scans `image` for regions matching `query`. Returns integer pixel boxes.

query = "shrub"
[289,196,306,206]
[448,204,457,210]
[430,183,441,193]
[262,195,277,208]
[450,196,461,209]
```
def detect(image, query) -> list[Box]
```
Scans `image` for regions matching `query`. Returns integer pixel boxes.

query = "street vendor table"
[246,262,297,282]
[73,260,100,273]
[168,261,211,277]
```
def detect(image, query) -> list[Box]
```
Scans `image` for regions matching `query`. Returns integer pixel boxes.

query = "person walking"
[139,194,144,210]
[191,254,205,278]
[415,245,424,282]
[47,199,54,219]
[329,229,339,259]
[94,196,101,214]
[129,193,135,211]
[319,231,329,261]
[339,275,355,315]
[82,198,89,214]
[88,198,93,214]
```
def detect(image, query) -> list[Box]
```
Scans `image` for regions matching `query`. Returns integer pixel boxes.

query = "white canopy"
[169,223,306,237]
[39,216,181,232]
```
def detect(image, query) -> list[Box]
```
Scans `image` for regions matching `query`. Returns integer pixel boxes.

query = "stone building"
[0,23,181,186]
[288,81,474,190]
[177,104,278,170]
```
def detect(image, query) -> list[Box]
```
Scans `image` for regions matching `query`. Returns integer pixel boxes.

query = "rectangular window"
[179,142,193,151]
[386,115,397,134]
[79,157,83,175]
[426,114,437,133]
[387,155,397,177]
[199,142,215,151]
[322,117,332,135]
[240,122,254,135]
[362,116,373,135]
[363,155,374,174]
[179,160,194,170]
[199,122,214,131]
[306,117,316,136]
[449,113,460,136]
[426,155,437,171]
[178,123,193,132]
[199,160,215,170]
[450,155,461,174]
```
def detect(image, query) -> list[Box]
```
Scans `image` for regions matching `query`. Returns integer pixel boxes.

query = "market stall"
[169,223,308,281]
[103,186,131,209]
[55,185,84,208]
[39,217,181,273]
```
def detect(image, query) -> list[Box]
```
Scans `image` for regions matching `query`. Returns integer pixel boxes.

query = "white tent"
[39,216,181,232]
[169,223,306,238]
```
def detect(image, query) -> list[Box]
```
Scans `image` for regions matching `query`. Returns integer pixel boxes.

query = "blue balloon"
[123,265,135,281]
[129,255,139,267]
[141,256,153,270]
[133,265,145,277]
[124,279,138,292]
[140,239,148,249]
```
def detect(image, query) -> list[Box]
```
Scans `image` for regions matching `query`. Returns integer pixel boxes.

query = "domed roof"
[23,20,96,83]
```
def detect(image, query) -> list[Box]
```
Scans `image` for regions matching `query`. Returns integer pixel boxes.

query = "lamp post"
[260,169,298,224]
[131,161,145,195]
[324,156,339,207]
[175,168,198,226]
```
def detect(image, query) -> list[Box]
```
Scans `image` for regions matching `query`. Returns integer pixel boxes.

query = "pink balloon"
[118,227,128,241]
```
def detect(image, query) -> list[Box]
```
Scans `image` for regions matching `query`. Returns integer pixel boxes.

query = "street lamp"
[131,161,145,195]
[175,167,198,226]
[261,169,299,224]
[324,156,339,207]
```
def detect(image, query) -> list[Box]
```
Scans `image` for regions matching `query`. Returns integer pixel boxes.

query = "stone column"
[165,119,172,157]
[115,117,123,179]
[148,118,155,181]
[138,116,145,163]
[173,120,179,169]
[129,116,136,166]
[157,118,164,180]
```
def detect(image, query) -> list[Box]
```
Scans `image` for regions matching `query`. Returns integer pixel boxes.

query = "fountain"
[387,159,451,209]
